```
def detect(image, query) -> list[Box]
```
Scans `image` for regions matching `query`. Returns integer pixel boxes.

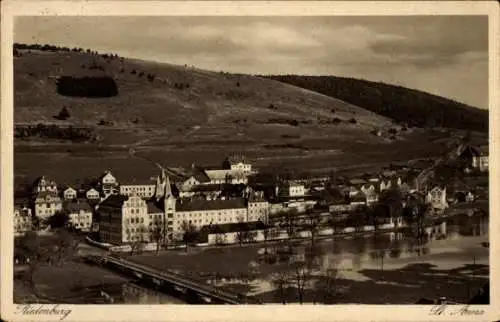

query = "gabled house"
[86,188,100,201]
[32,176,58,195]
[63,187,77,200]
[99,170,119,197]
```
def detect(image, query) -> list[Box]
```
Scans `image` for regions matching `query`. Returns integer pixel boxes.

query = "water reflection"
[99,282,186,304]
[262,213,488,274]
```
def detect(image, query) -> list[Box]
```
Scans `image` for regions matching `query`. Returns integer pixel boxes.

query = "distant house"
[63,187,77,200]
[99,170,119,197]
[458,145,489,172]
[14,205,32,236]
[66,200,93,231]
[32,176,58,194]
[364,191,379,205]
[34,191,62,219]
[222,154,252,174]
[425,186,449,212]
[278,182,305,198]
[86,188,100,201]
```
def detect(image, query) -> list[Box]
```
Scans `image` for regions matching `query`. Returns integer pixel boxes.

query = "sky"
[15,16,489,109]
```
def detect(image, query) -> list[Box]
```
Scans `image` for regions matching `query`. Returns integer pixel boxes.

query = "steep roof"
[99,194,129,208]
[35,190,60,200]
[65,201,93,213]
[176,197,246,212]
[120,177,157,186]
[146,201,163,214]
[225,154,248,164]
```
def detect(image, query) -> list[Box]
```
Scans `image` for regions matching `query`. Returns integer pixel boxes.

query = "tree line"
[265,75,488,133]
[15,124,97,142]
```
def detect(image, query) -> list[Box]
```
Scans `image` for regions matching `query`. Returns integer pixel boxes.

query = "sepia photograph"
[1,1,499,322]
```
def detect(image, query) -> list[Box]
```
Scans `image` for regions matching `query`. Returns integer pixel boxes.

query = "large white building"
[120,178,157,198]
[98,172,269,245]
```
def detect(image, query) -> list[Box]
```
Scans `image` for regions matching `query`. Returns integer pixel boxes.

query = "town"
[14,143,488,245]
[14,139,489,304]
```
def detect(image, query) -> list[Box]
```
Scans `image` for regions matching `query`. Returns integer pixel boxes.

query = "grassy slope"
[265,75,489,133]
[14,50,485,186]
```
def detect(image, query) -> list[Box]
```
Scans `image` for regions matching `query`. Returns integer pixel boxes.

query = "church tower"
[155,169,167,201]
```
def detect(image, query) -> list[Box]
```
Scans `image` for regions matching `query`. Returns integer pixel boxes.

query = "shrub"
[131,69,137,75]
[388,128,398,134]
[57,107,70,120]
[330,108,336,114]
[332,118,342,125]
[349,118,357,124]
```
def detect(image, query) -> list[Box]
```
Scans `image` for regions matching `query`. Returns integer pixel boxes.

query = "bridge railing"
[103,255,248,303]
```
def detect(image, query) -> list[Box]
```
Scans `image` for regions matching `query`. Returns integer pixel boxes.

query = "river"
[99,213,489,304]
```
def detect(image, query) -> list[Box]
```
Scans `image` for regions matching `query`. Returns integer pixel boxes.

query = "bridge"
[85,254,260,304]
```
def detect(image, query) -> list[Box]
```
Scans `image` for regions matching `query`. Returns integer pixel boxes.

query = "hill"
[264,75,488,133]
[13,44,484,186]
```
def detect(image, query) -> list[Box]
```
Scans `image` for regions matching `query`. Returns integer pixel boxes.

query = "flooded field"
[128,213,489,304]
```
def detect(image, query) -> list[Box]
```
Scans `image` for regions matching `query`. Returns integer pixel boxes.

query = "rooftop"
[176,197,246,212]
[120,177,157,186]
[146,201,163,214]
[65,201,93,213]
[99,194,129,208]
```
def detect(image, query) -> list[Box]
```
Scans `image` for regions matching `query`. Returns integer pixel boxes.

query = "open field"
[13,49,488,186]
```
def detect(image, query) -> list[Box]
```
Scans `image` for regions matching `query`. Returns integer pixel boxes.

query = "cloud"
[14,16,489,108]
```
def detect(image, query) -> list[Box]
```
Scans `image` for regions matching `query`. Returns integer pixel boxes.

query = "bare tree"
[316,267,341,304]
[151,225,164,255]
[271,270,290,304]
[243,230,258,244]
[305,211,320,246]
[181,221,198,252]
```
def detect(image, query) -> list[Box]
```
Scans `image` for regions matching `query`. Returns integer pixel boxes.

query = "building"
[14,205,32,236]
[458,145,489,172]
[120,178,157,198]
[146,201,169,242]
[279,182,305,198]
[86,188,100,201]
[222,154,252,174]
[205,169,248,185]
[172,197,248,239]
[425,186,449,212]
[66,200,93,231]
[63,187,77,200]
[98,195,150,244]
[99,171,119,197]
[34,191,62,220]
[33,176,58,194]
